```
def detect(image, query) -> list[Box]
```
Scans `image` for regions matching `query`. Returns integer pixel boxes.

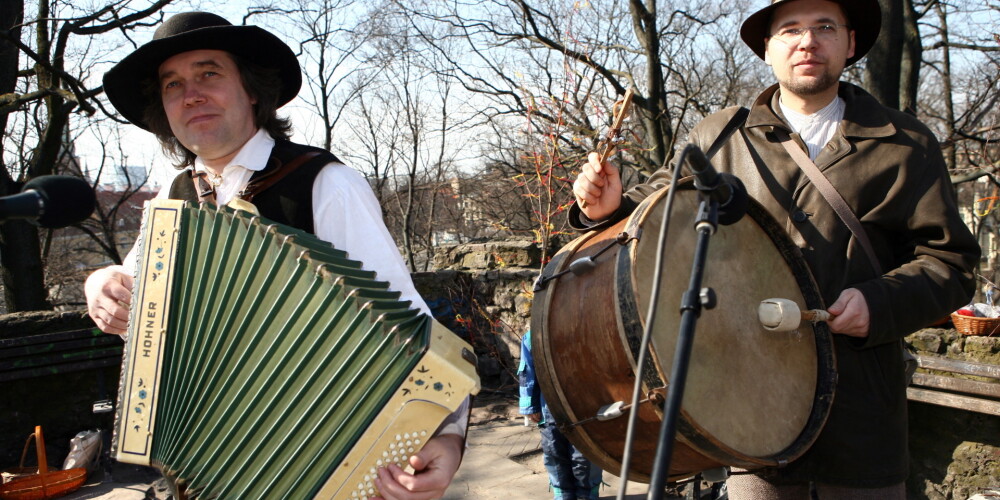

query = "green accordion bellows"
[112,199,479,499]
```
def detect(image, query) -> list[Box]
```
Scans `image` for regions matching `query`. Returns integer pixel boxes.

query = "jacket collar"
[745,82,896,140]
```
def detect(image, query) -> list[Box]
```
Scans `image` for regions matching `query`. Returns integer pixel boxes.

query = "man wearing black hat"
[571,0,979,497]
[84,12,467,500]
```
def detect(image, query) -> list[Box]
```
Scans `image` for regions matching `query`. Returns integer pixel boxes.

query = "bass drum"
[530,184,835,482]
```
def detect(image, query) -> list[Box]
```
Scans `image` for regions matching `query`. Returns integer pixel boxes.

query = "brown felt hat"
[740,0,882,66]
[102,12,301,130]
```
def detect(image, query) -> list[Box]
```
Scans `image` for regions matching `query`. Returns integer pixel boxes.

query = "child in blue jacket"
[519,330,603,500]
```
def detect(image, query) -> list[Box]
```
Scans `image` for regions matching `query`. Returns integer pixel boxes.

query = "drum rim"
[530,228,640,478]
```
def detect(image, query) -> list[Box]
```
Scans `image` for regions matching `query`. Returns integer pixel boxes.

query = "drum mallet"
[758,298,832,332]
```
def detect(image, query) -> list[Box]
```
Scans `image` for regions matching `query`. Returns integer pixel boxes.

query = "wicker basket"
[0,426,86,500]
[950,312,1000,336]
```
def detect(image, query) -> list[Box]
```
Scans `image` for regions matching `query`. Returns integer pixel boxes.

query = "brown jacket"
[570,82,980,486]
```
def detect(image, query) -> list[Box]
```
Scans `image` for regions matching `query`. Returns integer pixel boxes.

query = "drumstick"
[758,298,833,332]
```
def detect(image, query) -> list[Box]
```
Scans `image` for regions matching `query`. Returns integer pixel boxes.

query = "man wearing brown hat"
[571,0,979,497]
[83,12,467,500]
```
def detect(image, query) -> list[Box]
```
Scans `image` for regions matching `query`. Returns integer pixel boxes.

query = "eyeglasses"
[771,24,849,44]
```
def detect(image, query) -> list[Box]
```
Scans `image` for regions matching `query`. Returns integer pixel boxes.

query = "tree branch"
[929,41,1000,52]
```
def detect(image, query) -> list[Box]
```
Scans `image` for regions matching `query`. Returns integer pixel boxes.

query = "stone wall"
[415,240,541,389]
[905,328,1000,499]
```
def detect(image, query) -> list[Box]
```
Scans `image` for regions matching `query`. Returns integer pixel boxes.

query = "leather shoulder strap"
[706,107,750,160]
[239,151,323,202]
[774,128,883,277]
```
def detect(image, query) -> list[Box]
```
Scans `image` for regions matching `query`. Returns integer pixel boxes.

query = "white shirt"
[779,96,846,160]
[117,129,468,436]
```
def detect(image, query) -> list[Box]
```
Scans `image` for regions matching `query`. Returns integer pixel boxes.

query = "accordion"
[112,199,479,499]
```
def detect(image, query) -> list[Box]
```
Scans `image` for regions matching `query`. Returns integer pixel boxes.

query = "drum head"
[624,186,832,462]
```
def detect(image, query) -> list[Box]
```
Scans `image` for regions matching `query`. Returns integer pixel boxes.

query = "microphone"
[0,175,97,228]
[685,144,748,225]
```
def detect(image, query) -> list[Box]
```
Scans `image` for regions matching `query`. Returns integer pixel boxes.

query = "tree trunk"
[31,0,63,179]
[864,0,903,109]
[0,0,48,312]
[629,0,672,173]
[0,0,22,134]
[0,222,50,312]
[899,0,922,115]
[935,2,957,171]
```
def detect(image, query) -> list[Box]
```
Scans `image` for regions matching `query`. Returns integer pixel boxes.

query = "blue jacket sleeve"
[518,331,542,415]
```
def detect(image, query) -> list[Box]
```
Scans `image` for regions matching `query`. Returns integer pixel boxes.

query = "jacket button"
[792,210,809,222]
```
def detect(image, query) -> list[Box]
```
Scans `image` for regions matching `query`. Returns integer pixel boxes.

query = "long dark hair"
[142,52,294,169]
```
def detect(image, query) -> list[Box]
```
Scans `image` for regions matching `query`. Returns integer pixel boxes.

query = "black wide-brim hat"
[740,0,882,67]
[103,12,301,130]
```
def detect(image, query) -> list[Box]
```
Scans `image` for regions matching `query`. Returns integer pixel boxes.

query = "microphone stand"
[646,192,721,500]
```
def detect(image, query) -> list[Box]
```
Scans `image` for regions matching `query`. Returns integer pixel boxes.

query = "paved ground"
[443,419,653,499]
[53,396,663,499]
[42,394,1000,500]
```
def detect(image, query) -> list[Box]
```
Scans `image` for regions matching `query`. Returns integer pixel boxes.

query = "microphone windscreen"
[23,175,97,228]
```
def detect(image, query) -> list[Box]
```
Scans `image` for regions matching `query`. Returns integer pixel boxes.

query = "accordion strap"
[239,151,323,203]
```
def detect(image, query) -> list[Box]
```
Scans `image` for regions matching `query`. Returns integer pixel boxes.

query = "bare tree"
[909,0,1000,280]
[404,1,769,168]
[71,123,152,267]
[319,9,464,271]
[251,0,376,152]
[0,0,169,312]
[44,130,154,308]
[376,34,463,271]
[345,83,403,202]
[373,0,770,266]
[865,0,905,109]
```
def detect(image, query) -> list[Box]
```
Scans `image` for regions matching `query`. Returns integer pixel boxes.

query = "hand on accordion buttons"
[371,433,464,500]
[85,266,134,336]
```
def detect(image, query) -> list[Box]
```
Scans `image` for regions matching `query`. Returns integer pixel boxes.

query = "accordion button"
[395,434,402,441]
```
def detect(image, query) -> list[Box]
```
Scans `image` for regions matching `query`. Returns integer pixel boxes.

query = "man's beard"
[779,69,840,96]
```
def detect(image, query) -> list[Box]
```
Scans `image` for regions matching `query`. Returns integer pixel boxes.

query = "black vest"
[167,140,339,234]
